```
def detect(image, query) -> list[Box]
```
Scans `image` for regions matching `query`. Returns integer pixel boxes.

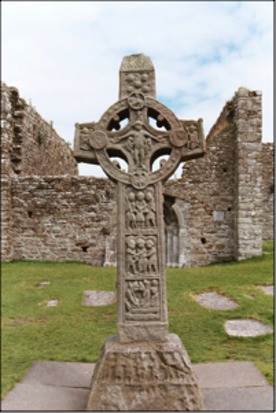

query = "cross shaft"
[74,54,205,343]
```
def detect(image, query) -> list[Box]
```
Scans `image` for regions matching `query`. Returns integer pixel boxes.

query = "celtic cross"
[74,54,205,343]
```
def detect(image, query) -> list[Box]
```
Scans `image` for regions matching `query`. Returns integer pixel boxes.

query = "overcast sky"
[2,1,273,177]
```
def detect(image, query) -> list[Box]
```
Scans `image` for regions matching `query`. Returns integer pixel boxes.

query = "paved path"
[2,360,274,411]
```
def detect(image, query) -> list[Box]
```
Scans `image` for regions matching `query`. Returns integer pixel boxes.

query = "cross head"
[74,54,205,343]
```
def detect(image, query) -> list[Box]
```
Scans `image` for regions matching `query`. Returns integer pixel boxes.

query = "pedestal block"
[86,334,204,411]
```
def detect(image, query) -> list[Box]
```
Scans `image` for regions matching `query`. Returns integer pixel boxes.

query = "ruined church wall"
[1,82,273,266]
[233,88,263,260]
[1,83,78,177]
[164,87,265,266]
[165,106,236,267]
[1,83,79,262]
[10,177,116,265]
[1,84,16,260]
[261,143,274,240]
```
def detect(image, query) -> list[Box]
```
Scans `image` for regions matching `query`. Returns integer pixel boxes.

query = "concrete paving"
[2,360,274,411]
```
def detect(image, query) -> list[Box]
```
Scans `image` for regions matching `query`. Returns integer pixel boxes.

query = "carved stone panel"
[74,53,205,410]
[86,334,204,411]
[117,181,167,342]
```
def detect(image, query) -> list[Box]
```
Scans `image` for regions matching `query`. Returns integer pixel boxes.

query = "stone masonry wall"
[165,87,266,266]
[261,143,274,240]
[1,83,79,262]
[1,83,273,266]
[1,84,14,260]
[11,177,116,266]
[233,88,262,260]
[165,100,236,267]
[1,82,78,177]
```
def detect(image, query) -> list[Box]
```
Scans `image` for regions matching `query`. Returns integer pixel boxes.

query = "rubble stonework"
[1,82,78,262]
[10,176,115,265]
[1,83,78,177]
[234,88,263,260]
[165,87,272,266]
[0,81,274,266]
[261,143,274,241]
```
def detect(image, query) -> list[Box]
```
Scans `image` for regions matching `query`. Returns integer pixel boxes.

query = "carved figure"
[79,126,93,150]
[146,238,158,273]
[185,123,200,149]
[125,279,155,313]
[126,121,151,168]
[126,237,137,274]
[125,281,139,311]
[150,280,159,307]
[135,192,146,229]
[136,238,147,273]
[144,191,156,228]
[75,54,205,412]
[126,191,136,230]
[126,187,156,231]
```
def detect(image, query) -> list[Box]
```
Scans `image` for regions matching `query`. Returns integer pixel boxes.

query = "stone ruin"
[0,55,274,269]
[1,52,274,410]
[74,53,204,410]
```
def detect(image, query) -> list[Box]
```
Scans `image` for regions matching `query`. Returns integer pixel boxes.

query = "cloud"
[2,1,273,177]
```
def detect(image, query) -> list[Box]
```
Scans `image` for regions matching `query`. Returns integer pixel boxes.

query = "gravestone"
[74,54,205,410]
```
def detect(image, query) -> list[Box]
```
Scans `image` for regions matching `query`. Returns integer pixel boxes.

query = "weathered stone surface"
[74,54,204,410]
[1,83,78,178]
[165,90,272,267]
[224,319,273,337]
[257,285,274,296]
[74,54,205,346]
[10,176,116,265]
[37,281,51,287]
[87,334,204,411]
[1,81,273,267]
[2,360,274,411]
[46,299,59,307]
[193,291,238,310]
[83,291,116,306]
[261,142,274,241]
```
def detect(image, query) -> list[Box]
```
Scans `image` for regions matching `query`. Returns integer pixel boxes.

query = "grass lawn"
[1,241,274,399]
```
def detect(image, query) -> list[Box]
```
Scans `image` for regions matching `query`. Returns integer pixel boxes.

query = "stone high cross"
[74,54,205,410]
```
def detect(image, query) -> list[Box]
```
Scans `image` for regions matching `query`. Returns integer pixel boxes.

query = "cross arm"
[74,122,99,165]
[178,118,206,162]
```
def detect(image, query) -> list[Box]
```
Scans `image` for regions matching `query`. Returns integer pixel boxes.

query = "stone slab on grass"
[224,319,273,337]
[36,281,51,287]
[83,290,116,306]
[46,299,59,307]
[257,285,274,296]
[23,360,95,388]
[193,291,238,310]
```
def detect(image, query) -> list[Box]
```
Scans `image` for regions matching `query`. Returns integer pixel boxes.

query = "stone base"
[86,334,204,411]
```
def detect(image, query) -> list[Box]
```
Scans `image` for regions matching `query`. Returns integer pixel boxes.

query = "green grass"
[1,241,274,398]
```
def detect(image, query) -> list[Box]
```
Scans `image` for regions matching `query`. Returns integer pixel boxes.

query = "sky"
[2,1,274,178]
